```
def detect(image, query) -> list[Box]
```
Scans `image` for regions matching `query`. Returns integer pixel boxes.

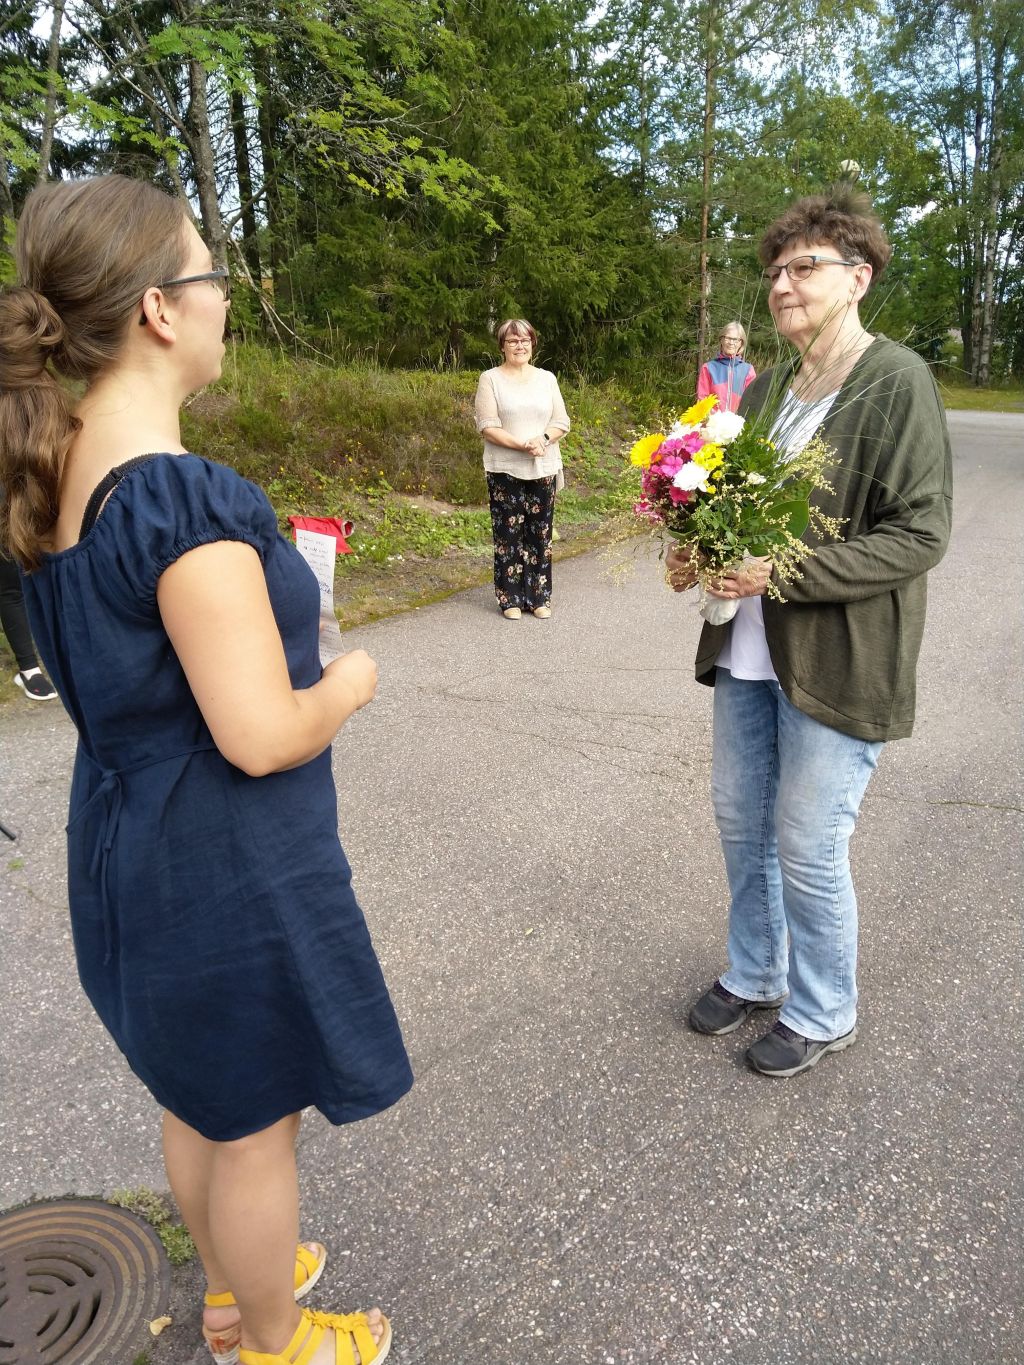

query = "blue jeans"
[711,669,883,1040]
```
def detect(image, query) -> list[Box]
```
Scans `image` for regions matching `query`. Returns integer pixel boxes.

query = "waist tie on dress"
[78,743,219,965]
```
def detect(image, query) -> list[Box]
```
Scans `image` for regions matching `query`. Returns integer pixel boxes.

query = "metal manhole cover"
[0,1198,170,1365]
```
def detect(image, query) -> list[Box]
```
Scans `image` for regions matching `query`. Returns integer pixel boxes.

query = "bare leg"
[163,1110,298,1284]
[162,1110,385,1362]
[164,1110,301,1346]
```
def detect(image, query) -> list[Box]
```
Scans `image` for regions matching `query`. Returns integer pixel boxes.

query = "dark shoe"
[14,668,58,701]
[746,1021,857,1077]
[689,980,787,1036]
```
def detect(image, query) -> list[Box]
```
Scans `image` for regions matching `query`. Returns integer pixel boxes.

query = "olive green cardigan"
[695,335,953,741]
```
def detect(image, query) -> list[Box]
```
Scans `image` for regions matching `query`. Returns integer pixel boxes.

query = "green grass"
[179,343,642,582]
[936,378,1024,412]
[108,1187,197,1266]
[186,344,493,506]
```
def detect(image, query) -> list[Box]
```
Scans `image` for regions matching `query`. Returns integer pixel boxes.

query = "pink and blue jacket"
[696,355,757,413]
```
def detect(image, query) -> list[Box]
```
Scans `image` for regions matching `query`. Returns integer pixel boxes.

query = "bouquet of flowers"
[629,394,843,622]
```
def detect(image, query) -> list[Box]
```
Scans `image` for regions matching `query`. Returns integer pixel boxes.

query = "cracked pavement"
[0,409,1021,1364]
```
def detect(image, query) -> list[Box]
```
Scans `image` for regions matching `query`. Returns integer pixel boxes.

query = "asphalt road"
[0,410,1020,1365]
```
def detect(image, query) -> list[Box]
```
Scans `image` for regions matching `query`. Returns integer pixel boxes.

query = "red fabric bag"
[287,515,354,554]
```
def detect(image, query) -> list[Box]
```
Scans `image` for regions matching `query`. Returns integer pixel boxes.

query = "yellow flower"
[693,443,724,472]
[680,395,718,426]
[629,432,666,468]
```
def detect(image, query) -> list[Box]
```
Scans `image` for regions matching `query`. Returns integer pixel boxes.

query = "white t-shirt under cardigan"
[474,366,571,484]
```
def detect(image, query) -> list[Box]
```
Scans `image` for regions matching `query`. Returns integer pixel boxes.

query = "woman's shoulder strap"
[78,454,160,541]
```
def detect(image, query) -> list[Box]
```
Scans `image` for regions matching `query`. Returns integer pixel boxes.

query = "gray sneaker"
[689,980,787,1036]
[746,1021,858,1077]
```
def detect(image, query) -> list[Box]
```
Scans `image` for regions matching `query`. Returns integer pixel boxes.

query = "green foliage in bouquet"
[628,394,844,599]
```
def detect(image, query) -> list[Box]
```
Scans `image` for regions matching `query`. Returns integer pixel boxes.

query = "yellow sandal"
[238,1306,392,1365]
[202,1244,328,1364]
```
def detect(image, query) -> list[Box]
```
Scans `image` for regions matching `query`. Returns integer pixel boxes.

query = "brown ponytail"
[0,288,80,569]
[1,175,191,569]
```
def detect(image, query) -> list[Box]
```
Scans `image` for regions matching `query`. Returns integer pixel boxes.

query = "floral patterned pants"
[486,472,556,612]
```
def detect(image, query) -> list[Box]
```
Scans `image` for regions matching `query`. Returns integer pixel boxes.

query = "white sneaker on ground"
[14,668,59,701]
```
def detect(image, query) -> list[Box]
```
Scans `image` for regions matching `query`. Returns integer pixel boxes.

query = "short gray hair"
[719,321,747,347]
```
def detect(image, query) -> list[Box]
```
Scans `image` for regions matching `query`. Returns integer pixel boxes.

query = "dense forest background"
[2,0,1021,391]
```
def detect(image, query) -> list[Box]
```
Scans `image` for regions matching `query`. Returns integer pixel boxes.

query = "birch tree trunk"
[975,34,1006,386]
[967,26,986,385]
[37,0,66,185]
[695,2,717,391]
[174,0,227,266]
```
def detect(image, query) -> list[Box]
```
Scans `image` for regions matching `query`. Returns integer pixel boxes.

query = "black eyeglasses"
[139,267,230,324]
[761,255,862,284]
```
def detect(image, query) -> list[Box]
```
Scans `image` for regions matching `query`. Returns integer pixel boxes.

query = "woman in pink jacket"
[697,322,756,413]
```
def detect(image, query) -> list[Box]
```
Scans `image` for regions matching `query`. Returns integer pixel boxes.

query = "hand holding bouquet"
[629,394,843,623]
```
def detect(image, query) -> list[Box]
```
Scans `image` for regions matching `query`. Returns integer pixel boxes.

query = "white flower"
[666,420,695,439]
[702,409,745,444]
[673,462,710,492]
[745,471,767,485]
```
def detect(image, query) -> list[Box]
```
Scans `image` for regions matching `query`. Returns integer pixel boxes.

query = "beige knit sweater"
[474,366,570,483]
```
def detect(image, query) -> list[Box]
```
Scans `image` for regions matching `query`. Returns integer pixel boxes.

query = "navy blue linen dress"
[23,454,412,1141]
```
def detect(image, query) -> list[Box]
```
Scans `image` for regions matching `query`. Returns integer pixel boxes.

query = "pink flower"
[681,431,706,455]
[658,453,685,478]
[657,438,686,457]
[668,486,692,505]
[641,467,670,497]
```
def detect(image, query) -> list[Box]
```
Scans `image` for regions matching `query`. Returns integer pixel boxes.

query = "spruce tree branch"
[62,2,190,143]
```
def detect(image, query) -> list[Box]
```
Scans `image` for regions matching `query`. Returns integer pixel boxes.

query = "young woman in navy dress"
[0,176,410,1365]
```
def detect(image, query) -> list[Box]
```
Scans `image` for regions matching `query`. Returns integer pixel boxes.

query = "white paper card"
[294,529,347,666]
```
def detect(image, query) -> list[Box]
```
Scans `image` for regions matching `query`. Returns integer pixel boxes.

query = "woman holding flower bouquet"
[475,319,570,620]
[671,186,952,1078]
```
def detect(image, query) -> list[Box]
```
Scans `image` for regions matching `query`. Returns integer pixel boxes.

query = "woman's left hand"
[706,556,772,599]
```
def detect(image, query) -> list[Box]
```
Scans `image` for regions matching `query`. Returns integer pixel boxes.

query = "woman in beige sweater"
[474,319,570,619]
